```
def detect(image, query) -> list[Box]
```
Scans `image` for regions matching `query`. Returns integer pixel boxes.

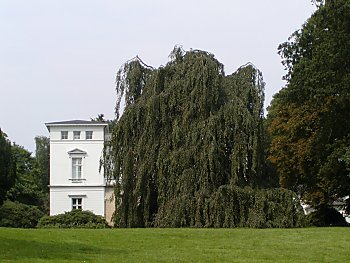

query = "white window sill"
[69,178,86,183]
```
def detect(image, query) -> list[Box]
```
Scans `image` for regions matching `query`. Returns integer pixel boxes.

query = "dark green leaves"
[269,0,350,208]
[106,48,283,227]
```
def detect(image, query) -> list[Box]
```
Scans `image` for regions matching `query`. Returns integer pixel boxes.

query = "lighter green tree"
[268,0,350,208]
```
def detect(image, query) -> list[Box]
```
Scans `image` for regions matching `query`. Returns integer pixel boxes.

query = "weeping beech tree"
[104,47,303,228]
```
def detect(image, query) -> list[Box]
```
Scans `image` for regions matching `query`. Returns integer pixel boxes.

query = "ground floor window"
[72,198,82,210]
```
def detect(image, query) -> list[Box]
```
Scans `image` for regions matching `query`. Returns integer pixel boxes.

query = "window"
[61,131,68,140]
[73,131,81,140]
[72,158,82,179]
[72,198,82,210]
[86,131,93,140]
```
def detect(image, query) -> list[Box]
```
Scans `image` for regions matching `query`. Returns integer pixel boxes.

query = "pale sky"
[0,0,315,153]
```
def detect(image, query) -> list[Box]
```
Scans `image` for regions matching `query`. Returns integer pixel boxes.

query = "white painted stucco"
[50,186,105,216]
[46,121,110,218]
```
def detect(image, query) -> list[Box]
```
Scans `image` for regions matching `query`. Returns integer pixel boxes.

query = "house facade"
[45,120,114,224]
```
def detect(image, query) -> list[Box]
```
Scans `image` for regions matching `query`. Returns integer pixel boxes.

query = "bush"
[0,200,44,228]
[37,209,108,228]
[308,205,348,227]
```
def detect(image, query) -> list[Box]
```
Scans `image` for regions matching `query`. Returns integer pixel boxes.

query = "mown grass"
[0,227,349,262]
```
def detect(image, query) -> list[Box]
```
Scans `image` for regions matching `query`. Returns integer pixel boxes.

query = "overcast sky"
[0,0,315,153]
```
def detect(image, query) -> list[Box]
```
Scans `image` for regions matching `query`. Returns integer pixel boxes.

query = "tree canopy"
[104,47,302,228]
[35,136,49,193]
[0,133,49,227]
[0,129,16,205]
[268,0,350,208]
[6,144,47,208]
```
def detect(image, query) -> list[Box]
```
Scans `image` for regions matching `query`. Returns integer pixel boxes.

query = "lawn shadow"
[0,236,125,262]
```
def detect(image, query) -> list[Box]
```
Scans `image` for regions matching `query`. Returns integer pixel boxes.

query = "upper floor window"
[61,131,68,140]
[73,131,81,140]
[86,131,93,140]
[72,157,82,179]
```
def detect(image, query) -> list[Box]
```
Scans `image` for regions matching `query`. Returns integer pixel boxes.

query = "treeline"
[104,1,350,227]
[0,130,49,228]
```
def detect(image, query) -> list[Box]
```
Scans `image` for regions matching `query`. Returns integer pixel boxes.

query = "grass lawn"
[0,227,349,262]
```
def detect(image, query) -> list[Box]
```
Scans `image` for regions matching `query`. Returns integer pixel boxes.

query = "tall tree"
[268,0,350,207]
[0,129,16,205]
[6,144,46,208]
[35,136,49,192]
[104,48,271,227]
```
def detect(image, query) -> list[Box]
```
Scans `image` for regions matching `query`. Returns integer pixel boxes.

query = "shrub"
[37,209,108,228]
[308,205,348,227]
[0,200,44,228]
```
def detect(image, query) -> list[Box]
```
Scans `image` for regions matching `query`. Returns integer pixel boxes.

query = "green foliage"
[307,205,348,227]
[0,200,44,228]
[268,0,350,208]
[0,129,16,205]
[34,136,49,192]
[6,144,47,209]
[0,132,47,228]
[91,113,106,122]
[37,209,108,228]
[103,47,304,227]
[154,186,304,228]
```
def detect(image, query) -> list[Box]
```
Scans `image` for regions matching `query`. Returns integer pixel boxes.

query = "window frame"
[68,149,87,183]
[86,131,93,140]
[61,131,68,140]
[72,197,82,210]
[72,157,82,180]
[73,131,81,140]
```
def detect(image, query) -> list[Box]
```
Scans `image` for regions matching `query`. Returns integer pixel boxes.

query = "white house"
[45,120,114,224]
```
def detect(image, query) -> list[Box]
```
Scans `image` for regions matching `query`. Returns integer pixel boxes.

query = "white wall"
[48,123,108,217]
[49,125,106,186]
[49,125,105,141]
[50,186,105,216]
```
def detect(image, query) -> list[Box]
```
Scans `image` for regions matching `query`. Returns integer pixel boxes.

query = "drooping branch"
[103,47,301,228]
[115,56,154,119]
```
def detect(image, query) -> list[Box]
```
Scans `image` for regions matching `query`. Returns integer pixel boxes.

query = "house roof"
[45,120,108,131]
[46,120,107,125]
